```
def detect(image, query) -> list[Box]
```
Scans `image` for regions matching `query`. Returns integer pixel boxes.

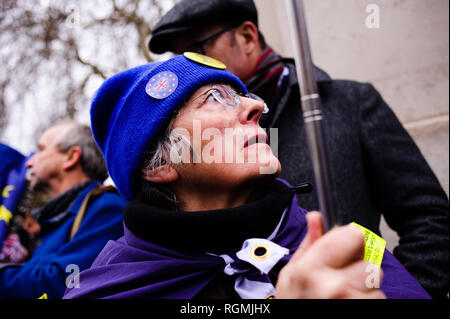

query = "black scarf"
[33,181,92,224]
[124,180,294,255]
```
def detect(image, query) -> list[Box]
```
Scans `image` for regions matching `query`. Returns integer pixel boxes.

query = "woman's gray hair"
[54,122,108,181]
[138,119,192,209]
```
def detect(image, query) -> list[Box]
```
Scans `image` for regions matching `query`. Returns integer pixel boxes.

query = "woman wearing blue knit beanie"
[64,53,429,299]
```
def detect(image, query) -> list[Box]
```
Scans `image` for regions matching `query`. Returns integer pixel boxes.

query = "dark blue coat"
[0,181,126,298]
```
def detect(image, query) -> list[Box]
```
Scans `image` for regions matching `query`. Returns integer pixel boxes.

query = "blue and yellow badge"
[183,52,226,70]
[146,71,178,99]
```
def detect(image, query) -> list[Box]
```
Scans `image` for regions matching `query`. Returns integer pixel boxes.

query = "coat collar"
[282,57,332,84]
[39,181,99,226]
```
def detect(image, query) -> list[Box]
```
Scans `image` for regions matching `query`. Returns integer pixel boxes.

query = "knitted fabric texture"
[90,54,247,201]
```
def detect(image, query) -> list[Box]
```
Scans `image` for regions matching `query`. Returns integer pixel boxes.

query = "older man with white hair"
[0,122,126,299]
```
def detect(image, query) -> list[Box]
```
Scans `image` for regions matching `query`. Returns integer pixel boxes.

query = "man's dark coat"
[257,59,449,298]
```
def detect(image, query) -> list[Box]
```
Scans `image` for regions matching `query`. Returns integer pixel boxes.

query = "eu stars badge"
[146,71,178,99]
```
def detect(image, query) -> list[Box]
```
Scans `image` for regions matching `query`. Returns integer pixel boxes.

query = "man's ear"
[237,21,259,55]
[63,146,82,170]
[142,164,179,184]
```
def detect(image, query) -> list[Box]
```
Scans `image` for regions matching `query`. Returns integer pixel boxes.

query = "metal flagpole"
[284,0,338,231]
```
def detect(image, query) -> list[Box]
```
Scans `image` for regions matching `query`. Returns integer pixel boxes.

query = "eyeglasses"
[187,26,234,55]
[192,84,269,114]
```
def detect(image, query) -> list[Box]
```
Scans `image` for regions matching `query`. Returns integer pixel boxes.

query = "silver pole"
[284,0,338,231]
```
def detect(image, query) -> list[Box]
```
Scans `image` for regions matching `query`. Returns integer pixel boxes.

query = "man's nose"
[25,155,34,168]
[239,97,265,124]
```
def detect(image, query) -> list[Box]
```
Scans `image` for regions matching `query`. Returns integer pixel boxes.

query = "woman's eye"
[206,89,221,101]
[217,89,229,100]
[206,93,216,102]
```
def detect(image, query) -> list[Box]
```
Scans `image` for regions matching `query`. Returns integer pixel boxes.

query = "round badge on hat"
[146,71,178,99]
[183,52,226,69]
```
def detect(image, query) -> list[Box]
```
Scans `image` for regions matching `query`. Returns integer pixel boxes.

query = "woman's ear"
[142,164,179,184]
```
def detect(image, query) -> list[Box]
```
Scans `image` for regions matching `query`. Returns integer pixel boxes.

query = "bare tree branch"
[0,0,173,149]
[74,48,107,80]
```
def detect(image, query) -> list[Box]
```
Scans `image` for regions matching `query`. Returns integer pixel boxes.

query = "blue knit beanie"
[90,53,247,201]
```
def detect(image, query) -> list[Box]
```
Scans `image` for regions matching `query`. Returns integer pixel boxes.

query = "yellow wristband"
[351,222,386,268]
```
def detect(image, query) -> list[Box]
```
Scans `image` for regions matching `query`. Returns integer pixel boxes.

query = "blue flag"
[0,143,29,249]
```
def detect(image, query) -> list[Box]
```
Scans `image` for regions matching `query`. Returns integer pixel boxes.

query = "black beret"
[149,0,258,54]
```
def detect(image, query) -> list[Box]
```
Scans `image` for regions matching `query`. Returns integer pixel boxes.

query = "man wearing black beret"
[148,0,449,299]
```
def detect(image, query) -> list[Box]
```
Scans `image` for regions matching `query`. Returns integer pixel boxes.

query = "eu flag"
[0,143,28,249]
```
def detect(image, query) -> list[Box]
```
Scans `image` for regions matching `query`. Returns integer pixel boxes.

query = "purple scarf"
[64,181,306,299]
[63,179,430,299]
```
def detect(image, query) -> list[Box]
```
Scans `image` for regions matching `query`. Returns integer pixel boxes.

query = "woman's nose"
[239,96,265,124]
